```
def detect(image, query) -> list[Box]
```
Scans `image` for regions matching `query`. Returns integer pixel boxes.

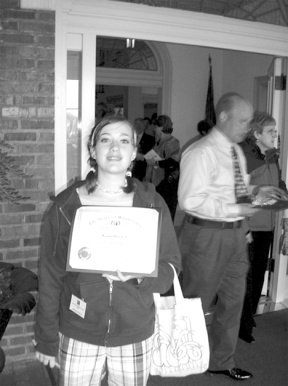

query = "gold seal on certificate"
[66,206,161,277]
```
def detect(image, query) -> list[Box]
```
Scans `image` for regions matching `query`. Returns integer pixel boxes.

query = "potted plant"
[0,139,38,372]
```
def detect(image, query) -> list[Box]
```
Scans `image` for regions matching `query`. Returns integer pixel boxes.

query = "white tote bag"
[150,265,210,377]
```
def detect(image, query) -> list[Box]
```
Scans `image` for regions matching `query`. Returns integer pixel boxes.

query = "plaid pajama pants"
[58,333,153,386]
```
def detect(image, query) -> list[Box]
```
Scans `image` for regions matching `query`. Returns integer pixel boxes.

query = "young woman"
[34,115,181,386]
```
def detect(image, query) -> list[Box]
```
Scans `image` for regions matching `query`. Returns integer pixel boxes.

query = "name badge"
[69,294,86,318]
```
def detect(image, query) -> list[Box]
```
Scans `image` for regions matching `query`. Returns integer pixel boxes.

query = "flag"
[205,56,216,126]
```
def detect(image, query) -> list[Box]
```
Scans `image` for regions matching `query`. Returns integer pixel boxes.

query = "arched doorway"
[95,37,172,122]
[65,36,172,183]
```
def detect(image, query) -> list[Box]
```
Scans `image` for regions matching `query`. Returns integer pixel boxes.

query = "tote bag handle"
[153,264,184,307]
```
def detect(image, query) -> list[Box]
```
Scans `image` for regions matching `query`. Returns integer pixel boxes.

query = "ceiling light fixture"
[126,38,135,48]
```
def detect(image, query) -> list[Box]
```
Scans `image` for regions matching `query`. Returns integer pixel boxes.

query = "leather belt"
[186,215,242,229]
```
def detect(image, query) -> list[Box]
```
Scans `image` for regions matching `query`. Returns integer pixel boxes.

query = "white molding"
[96,40,172,115]
[150,41,172,115]
[64,0,288,56]
[20,0,56,10]
[54,1,68,194]
[81,32,96,179]
[96,68,162,87]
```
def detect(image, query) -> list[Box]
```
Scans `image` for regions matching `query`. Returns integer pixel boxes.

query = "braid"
[123,176,136,194]
[85,157,98,194]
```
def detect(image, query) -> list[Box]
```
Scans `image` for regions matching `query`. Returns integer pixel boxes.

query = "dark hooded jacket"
[35,179,181,357]
[240,137,287,231]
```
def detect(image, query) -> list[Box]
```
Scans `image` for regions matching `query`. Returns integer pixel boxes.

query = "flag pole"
[205,55,216,127]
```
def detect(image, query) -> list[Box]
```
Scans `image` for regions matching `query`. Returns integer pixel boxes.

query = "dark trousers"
[179,221,249,370]
[240,231,273,334]
[156,178,178,221]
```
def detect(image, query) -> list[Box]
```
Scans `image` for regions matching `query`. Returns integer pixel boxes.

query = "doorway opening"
[95,37,171,122]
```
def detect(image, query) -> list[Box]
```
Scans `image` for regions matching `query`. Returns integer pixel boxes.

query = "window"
[67,50,82,183]
[97,37,157,71]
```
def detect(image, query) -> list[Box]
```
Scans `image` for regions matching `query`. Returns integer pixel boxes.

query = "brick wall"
[0,0,55,361]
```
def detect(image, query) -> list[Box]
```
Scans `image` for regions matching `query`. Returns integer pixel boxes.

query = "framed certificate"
[66,206,162,277]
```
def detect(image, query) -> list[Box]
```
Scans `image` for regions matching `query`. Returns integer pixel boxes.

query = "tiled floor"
[0,297,287,386]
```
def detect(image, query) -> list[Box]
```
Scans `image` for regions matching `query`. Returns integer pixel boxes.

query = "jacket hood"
[133,178,157,207]
[51,178,157,222]
[239,137,279,174]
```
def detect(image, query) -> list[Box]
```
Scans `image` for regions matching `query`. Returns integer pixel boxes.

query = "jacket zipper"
[105,280,113,345]
[59,207,72,226]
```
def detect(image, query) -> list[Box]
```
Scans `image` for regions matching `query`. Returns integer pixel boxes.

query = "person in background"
[132,118,155,181]
[143,116,156,138]
[238,111,288,343]
[145,115,180,220]
[34,115,181,386]
[151,113,158,124]
[96,101,108,120]
[178,92,285,381]
[180,119,212,155]
[197,119,212,136]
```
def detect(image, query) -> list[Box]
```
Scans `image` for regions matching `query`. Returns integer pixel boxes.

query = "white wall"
[222,50,274,102]
[166,44,222,148]
[164,43,274,148]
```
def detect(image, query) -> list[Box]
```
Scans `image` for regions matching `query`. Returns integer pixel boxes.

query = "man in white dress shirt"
[178,92,283,381]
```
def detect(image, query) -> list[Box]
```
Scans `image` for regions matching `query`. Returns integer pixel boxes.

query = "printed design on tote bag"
[152,314,203,371]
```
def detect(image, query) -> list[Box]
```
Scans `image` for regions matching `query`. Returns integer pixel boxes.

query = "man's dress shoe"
[239,330,256,344]
[208,367,253,380]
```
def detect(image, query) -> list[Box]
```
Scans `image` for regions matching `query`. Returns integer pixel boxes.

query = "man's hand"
[255,185,288,200]
[257,186,288,200]
[238,204,262,217]
[35,351,59,368]
[136,153,145,161]
[146,158,156,166]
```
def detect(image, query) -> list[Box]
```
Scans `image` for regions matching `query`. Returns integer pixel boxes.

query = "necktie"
[231,146,248,202]
[136,135,141,146]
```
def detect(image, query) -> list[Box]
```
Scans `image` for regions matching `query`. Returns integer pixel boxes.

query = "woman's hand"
[35,351,60,368]
[256,186,288,200]
[146,158,156,166]
[136,152,145,161]
[103,270,144,283]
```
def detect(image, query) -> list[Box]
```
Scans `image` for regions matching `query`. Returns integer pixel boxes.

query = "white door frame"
[22,0,288,303]
[268,58,288,303]
[54,0,288,187]
[95,40,172,123]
